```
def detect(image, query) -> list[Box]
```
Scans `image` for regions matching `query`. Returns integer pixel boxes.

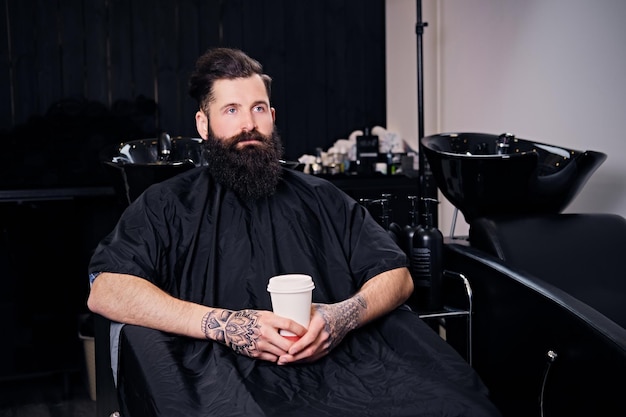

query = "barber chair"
[419,132,625,416]
[443,213,626,417]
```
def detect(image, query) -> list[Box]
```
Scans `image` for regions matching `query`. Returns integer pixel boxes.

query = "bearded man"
[87,47,501,417]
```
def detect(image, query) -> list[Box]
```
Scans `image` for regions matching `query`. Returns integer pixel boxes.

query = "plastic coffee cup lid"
[267,274,315,293]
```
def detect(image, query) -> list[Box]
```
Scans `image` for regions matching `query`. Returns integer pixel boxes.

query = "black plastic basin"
[420,132,607,222]
[102,136,206,205]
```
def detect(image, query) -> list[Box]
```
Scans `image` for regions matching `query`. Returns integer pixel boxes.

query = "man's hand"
[277,295,367,365]
[201,309,306,362]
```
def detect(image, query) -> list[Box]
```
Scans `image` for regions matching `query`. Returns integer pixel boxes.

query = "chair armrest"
[94,314,121,417]
[444,242,626,417]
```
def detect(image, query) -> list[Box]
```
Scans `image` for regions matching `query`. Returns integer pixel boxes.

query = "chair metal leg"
[418,270,473,366]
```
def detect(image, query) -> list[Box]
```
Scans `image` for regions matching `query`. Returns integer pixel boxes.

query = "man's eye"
[226,108,237,114]
[253,106,265,112]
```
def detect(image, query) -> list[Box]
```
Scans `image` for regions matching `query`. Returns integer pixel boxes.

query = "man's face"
[196,75,283,200]
[195,74,275,144]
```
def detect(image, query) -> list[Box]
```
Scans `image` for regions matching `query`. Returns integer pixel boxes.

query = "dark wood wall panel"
[60,0,86,99]
[281,1,328,157]
[0,0,385,188]
[0,3,10,130]
[130,0,156,100]
[34,0,62,114]
[109,0,134,101]
[8,0,37,126]
[83,0,109,103]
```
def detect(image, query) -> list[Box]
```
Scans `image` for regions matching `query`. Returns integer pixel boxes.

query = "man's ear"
[195,111,209,139]
[271,107,276,123]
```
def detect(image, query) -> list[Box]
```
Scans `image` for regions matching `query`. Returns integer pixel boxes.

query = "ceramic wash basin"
[106,134,207,166]
[420,132,607,222]
[102,134,206,205]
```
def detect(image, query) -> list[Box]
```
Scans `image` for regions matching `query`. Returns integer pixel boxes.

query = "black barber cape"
[89,167,501,417]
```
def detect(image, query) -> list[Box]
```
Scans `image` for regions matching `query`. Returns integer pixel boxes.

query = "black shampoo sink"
[102,135,206,205]
[420,132,607,222]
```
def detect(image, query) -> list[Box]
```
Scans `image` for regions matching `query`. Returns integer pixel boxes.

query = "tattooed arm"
[277,267,413,365]
[88,268,412,363]
[88,272,307,362]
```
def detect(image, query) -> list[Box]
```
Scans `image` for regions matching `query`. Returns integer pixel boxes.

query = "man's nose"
[241,111,257,132]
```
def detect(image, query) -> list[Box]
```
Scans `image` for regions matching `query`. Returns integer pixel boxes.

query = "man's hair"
[188,47,272,111]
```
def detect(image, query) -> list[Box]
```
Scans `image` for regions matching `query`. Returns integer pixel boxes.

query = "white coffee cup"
[267,274,315,339]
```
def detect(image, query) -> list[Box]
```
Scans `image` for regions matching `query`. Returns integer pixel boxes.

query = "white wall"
[386,0,626,236]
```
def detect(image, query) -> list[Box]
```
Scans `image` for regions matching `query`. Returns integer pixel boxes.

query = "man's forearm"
[314,267,413,351]
[354,266,413,325]
[87,272,210,339]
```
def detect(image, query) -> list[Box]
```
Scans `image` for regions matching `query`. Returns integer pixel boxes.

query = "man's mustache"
[230,131,269,146]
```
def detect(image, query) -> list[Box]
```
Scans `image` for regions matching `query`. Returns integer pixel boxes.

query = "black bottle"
[402,195,419,249]
[355,127,379,176]
[410,197,443,312]
[388,195,417,259]
[393,195,420,311]
[380,194,402,246]
[359,195,401,246]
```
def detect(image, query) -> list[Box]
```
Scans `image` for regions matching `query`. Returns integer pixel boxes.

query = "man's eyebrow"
[219,102,241,111]
[219,100,268,111]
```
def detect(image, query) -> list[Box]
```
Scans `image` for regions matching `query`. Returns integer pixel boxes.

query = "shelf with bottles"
[307,151,418,178]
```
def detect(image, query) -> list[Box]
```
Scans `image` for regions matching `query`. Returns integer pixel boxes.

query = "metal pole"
[416,1,437,225]
[416,0,427,146]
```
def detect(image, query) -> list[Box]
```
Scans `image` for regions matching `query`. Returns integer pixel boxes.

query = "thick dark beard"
[202,127,284,201]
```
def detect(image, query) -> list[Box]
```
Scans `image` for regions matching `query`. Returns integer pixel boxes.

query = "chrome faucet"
[496,133,515,155]
[158,132,172,161]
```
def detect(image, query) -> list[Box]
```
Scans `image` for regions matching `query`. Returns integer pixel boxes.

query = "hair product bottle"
[392,195,420,312]
[380,193,402,246]
[410,197,443,312]
[402,195,419,249]
[359,194,401,246]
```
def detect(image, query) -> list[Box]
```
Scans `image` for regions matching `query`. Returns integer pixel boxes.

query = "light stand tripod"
[415,0,438,226]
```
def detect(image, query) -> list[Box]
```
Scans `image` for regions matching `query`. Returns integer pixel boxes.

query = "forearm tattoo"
[317,294,367,351]
[201,309,261,356]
